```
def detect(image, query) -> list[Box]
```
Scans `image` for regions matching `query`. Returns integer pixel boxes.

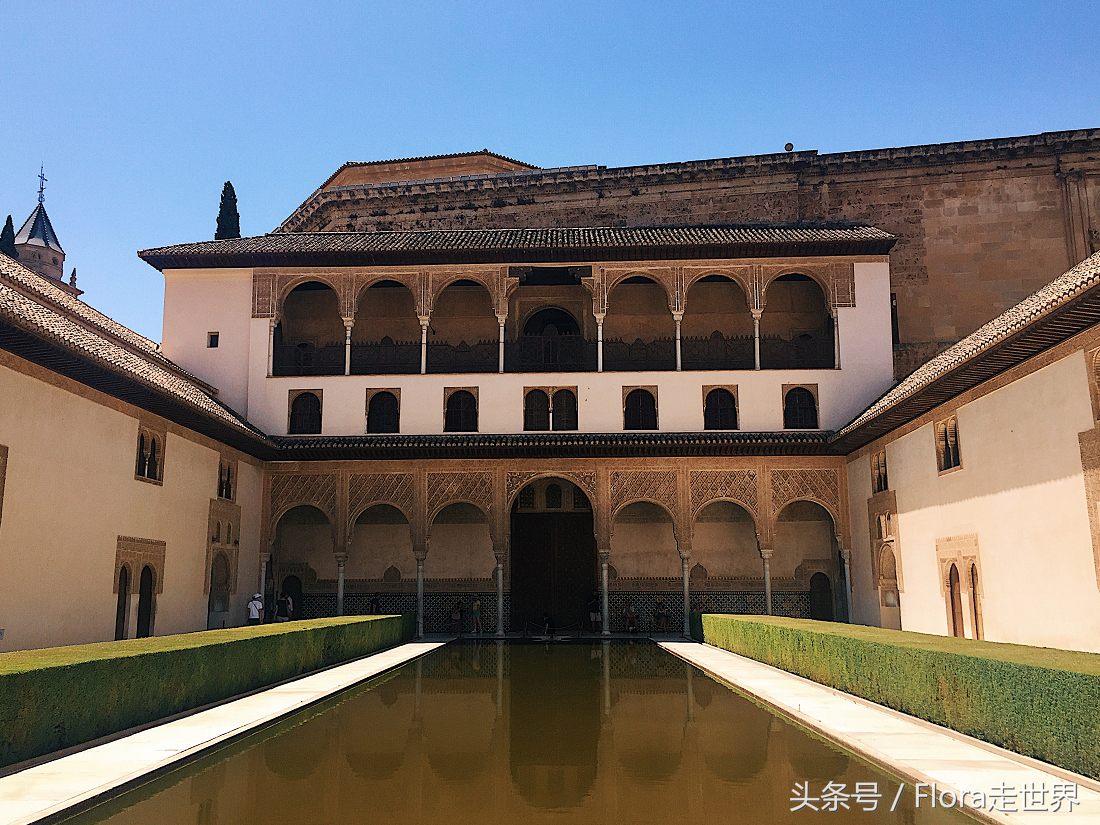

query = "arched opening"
[523,307,580,336]
[429,502,496,632]
[207,552,231,629]
[510,478,596,633]
[146,437,159,481]
[775,500,846,621]
[682,276,754,370]
[969,563,983,639]
[624,388,658,430]
[114,565,130,640]
[523,389,550,431]
[281,574,304,621]
[783,387,818,429]
[289,392,322,434]
[879,544,902,630]
[350,504,413,586]
[948,563,964,637]
[552,388,578,431]
[427,280,497,372]
[444,390,478,432]
[703,388,738,430]
[274,505,335,619]
[509,307,590,371]
[136,565,156,638]
[691,501,759,593]
[367,391,400,433]
[604,277,675,370]
[352,280,421,373]
[610,500,679,632]
[760,274,834,368]
[273,282,345,375]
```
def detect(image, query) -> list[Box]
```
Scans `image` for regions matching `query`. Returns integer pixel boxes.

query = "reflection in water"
[63,642,972,825]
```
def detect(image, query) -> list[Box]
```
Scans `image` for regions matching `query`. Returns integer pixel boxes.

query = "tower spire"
[38,165,47,204]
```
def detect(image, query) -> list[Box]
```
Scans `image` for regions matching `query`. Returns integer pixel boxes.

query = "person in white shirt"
[247,593,264,625]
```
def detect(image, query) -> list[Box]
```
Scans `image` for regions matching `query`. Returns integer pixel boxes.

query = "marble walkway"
[660,641,1100,825]
[0,641,443,825]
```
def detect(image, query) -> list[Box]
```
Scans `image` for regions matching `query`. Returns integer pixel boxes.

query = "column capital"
[750,308,764,320]
[671,310,684,322]
[259,551,271,564]
[759,547,774,561]
[334,552,348,566]
[597,549,611,565]
[342,316,355,328]
[495,314,508,325]
[413,547,428,562]
[418,315,431,326]
[839,546,851,562]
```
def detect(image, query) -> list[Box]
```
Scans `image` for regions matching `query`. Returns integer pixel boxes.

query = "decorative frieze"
[609,470,678,517]
[771,467,840,519]
[426,471,493,519]
[348,472,415,524]
[689,469,758,519]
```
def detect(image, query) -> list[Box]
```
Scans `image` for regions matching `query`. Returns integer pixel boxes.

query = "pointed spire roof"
[15,203,64,254]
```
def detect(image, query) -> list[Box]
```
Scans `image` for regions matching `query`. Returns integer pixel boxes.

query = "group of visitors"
[586,594,672,634]
[245,591,295,625]
[449,598,484,636]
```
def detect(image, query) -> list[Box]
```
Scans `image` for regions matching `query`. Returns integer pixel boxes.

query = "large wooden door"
[511,511,596,632]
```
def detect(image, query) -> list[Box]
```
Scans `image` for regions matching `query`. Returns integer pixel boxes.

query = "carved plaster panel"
[770,468,840,520]
[115,536,166,594]
[269,473,338,530]
[206,498,242,595]
[609,470,678,518]
[689,469,758,518]
[348,472,415,524]
[506,470,597,505]
[427,471,494,519]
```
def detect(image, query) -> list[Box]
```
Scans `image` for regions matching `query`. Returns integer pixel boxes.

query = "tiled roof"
[0,253,266,444]
[833,250,1100,449]
[139,224,895,269]
[14,204,64,253]
[335,149,537,172]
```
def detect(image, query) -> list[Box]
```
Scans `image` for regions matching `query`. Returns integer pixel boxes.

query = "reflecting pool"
[64,642,971,824]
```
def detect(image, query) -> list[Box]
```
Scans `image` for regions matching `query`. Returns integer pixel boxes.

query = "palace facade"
[1,131,1099,652]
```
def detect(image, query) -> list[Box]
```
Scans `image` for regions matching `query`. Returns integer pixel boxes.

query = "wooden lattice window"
[704,387,738,430]
[367,391,400,434]
[624,388,658,430]
[524,389,550,431]
[783,386,818,429]
[444,389,478,432]
[289,391,322,435]
[551,389,578,431]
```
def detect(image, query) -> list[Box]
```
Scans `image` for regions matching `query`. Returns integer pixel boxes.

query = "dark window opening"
[524,389,550,431]
[624,389,658,430]
[289,392,322,434]
[518,486,536,510]
[572,485,590,509]
[146,437,159,480]
[704,388,738,430]
[545,483,562,509]
[523,308,580,337]
[444,391,478,432]
[207,332,219,348]
[136,433,147,477]
[552,389,578,431]
[367,391,400,433]
[890,293,900,347]
[948,564,964,637]
[783,387,818,429]
[136,565,155,638]
[114,566,129,640]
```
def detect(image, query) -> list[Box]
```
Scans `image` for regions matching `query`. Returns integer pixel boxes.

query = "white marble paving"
[0,641,443,825]
[661,641,1100,825]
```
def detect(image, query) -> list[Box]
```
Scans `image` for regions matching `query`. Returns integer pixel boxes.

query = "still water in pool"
[65,642,971,824]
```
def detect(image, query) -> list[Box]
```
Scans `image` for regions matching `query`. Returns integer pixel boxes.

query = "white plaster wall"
[888,351,1100,652]
[162,268,254,415]
[242,263,894,436]
[845,455,883,626]
[0,362,263,651]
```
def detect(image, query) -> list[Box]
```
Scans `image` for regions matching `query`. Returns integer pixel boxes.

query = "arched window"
[524,389,550,431]
[213,520,221,543]
[114,565,130,641]
[552,389,578,431]
[146,437,159,480]
[136,565,156,638]
[783,387,818,429]
[704,388,738,430]
[545,483,563,509]
[208,553,231,616]
[444,390,478,432]
[217,465,226,499]
[367,391,400,434]
[948,563,964,637]
[937,417,961,471]
[226,523,233,545]
[523,307,580,336]
[289,392,322,434]
[135,433,147,477]
[969,563,983,639]
[872,451,889,494]
[225,465,233,499]
[624,389,658,430]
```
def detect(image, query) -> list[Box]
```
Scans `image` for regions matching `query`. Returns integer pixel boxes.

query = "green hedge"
[0,614,415,770]
[698,615,1100,779]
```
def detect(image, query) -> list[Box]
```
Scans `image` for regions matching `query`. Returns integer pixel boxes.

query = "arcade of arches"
[263,260,845,376]
[264,458,853,634]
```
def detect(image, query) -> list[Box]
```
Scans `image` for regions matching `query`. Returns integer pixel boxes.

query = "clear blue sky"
[2,1,1097,341]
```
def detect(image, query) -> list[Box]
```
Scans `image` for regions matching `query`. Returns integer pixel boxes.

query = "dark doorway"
[809,572,834,621]
[510,481,596,633]
[282,575,304,620]
[114,566,130,640]
[136,565,156,638]
[948,564,964,637]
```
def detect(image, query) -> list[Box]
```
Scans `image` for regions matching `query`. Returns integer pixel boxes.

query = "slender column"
[596,315,605,373]
[681,555,691,638]
[833,313,841,369]
[414,548,426,637]
[497,316,506,374]
[761,547,774,616]
[751,309,762,370]
[840,545,854,623]
[495,556,505,637]
[267,319,276,377]
[342,319,354,376]
[419,317,429,375]
[673,313,683,371]
[599,550,611,636]
[335,553,347,616]
[259,550,271,614]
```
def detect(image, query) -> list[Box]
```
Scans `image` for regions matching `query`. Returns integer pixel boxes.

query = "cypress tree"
[214,182,241,240]
[0,215,17,259]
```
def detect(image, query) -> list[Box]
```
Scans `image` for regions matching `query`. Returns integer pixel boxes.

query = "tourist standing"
[588,593,601,633]
[246,593,263,625]
[654,596,669,632]
[472,598,482,634]
[369,593,381,614]
[274,592,291,623]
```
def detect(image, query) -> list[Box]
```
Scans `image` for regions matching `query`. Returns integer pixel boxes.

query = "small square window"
[207,332,220,348]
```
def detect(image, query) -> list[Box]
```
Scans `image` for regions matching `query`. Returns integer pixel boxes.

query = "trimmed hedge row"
[697,614,1100,779]
[0,614,415,770]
